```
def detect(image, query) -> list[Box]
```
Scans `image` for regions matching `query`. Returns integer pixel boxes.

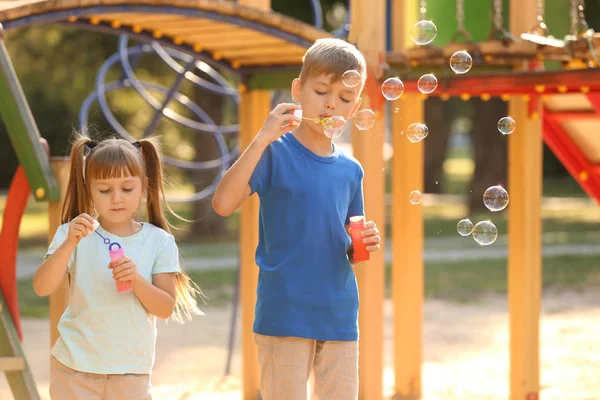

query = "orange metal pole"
[238,88,270,400]
[391,1,424,399]
[509,1,543,399]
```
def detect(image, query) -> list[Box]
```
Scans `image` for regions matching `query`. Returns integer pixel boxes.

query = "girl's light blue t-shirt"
[249,133,365,341]
[44,222,180,374]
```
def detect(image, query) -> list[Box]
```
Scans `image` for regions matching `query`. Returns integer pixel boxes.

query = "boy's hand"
[256,103,302,143]
[360,221,381,252]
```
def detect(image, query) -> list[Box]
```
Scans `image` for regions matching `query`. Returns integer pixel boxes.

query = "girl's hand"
[109,257,139,283]
[361,221,381,252]
[67,213,96,246]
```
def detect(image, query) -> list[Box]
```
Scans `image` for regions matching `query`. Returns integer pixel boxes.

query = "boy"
[212,38,381,400]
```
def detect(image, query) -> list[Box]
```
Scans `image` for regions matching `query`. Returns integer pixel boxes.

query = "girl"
[33,133,203,400]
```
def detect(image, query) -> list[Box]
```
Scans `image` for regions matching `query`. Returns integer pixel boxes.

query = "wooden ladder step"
[0,356,25,372]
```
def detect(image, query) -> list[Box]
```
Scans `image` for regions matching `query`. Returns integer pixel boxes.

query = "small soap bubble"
[457,218,474,236]
[498,117,516,135]
[483,185,509,212]
[323,116,347,139]
[417,74,438,94]
[353,109,376,130]
[381,77,404,101]
[450,50,473,74]
[472,221,498,246]
[394,108,400,113]
[408,190,422,205]
[342,70,361,88]
[406,123,429,143]
[410,20,437,45]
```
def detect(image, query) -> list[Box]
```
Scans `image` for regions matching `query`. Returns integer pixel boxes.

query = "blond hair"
[62,132,204,323]
[299,38,367,88]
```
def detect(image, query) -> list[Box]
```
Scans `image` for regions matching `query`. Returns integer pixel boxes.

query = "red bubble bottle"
[349,216,370,262]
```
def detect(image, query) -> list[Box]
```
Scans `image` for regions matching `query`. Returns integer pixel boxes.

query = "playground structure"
[0,0,600,399]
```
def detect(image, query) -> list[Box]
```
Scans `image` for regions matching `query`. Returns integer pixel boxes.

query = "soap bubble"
[450,50,472,74]
[353,109,376,130]
[323,116,347,139]
[342,70,361,88]
[498,117,516,135]
[410,20,437,45]
[483,185,509,212]
[406,123,429,143]
[381,77,404,101]
[417,74,438,94]
[472,221,498,246]
[408,190,422,204]
[457,218,474,236]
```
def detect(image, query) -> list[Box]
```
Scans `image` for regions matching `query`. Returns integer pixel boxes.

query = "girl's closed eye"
[122,188,134,193]
[315,90,326,96]
[340,97,351,103]
[99,189,110,194]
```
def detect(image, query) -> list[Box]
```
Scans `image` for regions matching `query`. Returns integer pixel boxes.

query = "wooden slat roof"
[0,0,332,71]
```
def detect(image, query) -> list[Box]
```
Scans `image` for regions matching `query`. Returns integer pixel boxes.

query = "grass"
[16,254,600,318]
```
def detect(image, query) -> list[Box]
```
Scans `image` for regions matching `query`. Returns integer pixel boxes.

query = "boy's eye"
[340,98,351,103]
[315,90,326,95]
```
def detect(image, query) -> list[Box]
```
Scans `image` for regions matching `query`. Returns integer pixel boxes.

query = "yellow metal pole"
[349,0,386,398]
[238,88,270,400]
[509,1,542,399]
[48,158,70,348]
[390,1,424,399]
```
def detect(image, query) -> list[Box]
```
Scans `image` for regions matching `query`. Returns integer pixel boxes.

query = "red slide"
[543,93,600,205]
[0,165,30,340]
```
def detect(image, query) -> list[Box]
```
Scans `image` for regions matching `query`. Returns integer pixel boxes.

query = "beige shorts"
[253,333,358,400]
[49,357,152,400]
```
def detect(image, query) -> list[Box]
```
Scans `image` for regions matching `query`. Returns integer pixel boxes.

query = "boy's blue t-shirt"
[249,132,364,341]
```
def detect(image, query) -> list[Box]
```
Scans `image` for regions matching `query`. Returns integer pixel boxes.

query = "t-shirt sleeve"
[248,145,273,196]
[345,165,365,225]
[152,233,181,275]
[44,223,75,271]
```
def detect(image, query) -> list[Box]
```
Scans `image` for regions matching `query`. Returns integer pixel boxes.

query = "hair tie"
[85,140,98,152]
[132,141,142,149]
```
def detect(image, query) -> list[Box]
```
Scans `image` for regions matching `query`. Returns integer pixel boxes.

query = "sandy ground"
[2,289,600,400]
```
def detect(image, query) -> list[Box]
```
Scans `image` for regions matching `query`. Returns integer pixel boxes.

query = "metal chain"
[577,0,590,34]
[536,0,544,23]
[493,0,503,30]
[570,0,579,36]
[569,0,589,37]
[456,0,465,32]
[419,0,427,20]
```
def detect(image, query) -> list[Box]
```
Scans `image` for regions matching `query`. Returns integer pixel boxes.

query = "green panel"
[0,40,59,202]
[245,69,301,91]
[424,0,572,45]
[425,0,508,45]
[545,0,572,39]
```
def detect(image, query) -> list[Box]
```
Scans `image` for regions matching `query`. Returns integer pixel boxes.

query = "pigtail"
[138,137,205,323]
[61,133,95,223]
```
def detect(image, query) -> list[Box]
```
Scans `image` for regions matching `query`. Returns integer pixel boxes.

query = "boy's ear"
[349,97,363,118]
[291,78,302,103]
